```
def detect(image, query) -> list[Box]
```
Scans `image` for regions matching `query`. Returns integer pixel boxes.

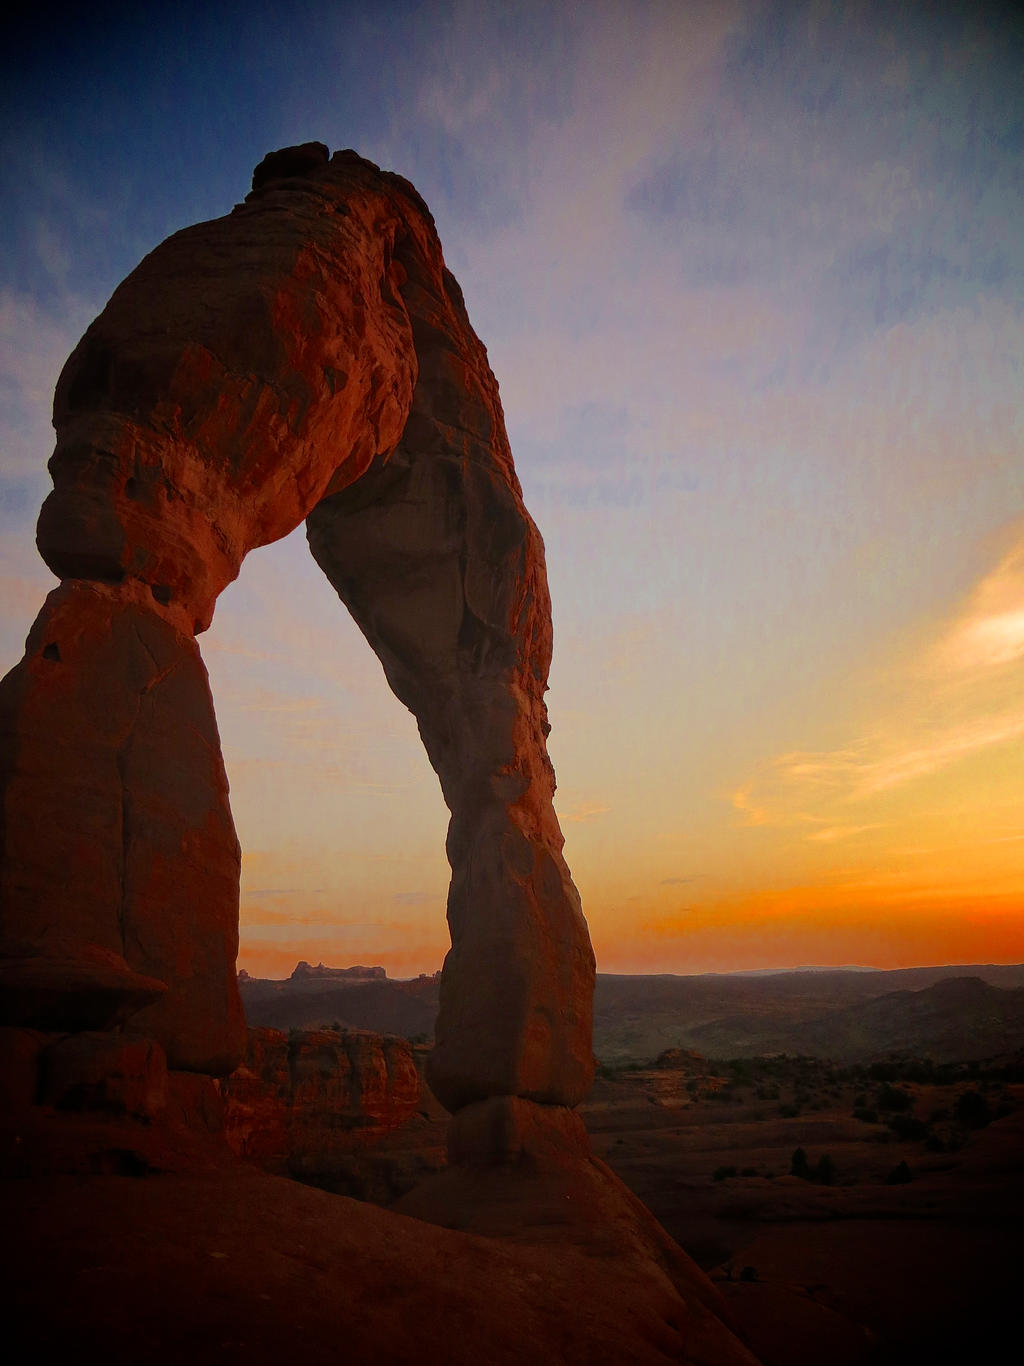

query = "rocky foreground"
[1,1021,761,1366]
[207,1022,1022,1366]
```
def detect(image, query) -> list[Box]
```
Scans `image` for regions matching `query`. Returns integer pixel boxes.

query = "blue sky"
[2,1,1023,975]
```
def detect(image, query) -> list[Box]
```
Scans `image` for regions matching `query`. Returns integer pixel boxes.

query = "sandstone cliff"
[222,1026,427,1198]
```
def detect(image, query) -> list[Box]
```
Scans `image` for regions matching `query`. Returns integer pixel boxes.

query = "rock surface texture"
[222,1026,421,1174]
[0,143,594,1101]
[0,145,762,1365]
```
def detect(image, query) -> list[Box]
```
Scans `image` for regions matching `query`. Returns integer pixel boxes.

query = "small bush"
[779,1103,801,1118]
[885,1160,912,1185]
[713,1165,738,1182]
[886,1114,928,1141]
[739,1266,758,1283]
[876,1084,912,1112]
[853,1107,879,1124]
[790,1147,810,1179]
[955,1090,992,1130]
[815,1153,838,1185]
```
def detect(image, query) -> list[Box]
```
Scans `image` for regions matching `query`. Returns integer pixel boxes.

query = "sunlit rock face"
[222,1027,421,1176]
[0,583,241,1073]
[0,145,595,1105]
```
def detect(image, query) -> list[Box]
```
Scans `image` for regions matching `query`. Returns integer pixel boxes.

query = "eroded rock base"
[396,1109,761,1366]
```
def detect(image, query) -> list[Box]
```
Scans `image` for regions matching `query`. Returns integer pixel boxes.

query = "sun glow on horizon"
[1,2,1021,983]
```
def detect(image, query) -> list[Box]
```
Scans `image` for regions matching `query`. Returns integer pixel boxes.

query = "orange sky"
[1,4,1021,980]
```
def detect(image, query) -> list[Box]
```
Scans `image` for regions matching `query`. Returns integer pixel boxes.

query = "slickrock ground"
[0,1020,761,1364]
[5,1167,757,1366]
[1,1103,760,1366]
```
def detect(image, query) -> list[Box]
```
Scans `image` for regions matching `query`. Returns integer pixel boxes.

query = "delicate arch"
[0,145,594,1113]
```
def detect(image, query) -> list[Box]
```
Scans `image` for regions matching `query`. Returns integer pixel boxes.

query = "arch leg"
[307,248,595,1114]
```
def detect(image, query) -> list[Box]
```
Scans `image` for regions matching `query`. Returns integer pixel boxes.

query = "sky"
[1,0,1022,978]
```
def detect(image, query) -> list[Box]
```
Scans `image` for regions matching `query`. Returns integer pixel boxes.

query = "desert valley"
[221,959,1024,1365]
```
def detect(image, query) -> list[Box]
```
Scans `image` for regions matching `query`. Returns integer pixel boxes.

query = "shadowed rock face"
[0,144,595,1107]
[222,1027,422,1179]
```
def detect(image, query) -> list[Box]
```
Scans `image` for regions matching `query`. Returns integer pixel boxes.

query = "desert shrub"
[955,1090,992,1129]
[885,1160,912,1184]
[853,1107,879,1124]
[886,1114,928,1141]
[814,1153,838,1185]
[925,1133,947,1152]
[779,1103,801,1118]
[853,1093,867,1108]
[876,1084,912,1112]
[790,1147,810,1179]
[739,1266,758,1282]
[713,1165,738,1182]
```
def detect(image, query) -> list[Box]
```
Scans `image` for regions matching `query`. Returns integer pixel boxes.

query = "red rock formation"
[222,1026,421,1178]
[308,214,595,1112]
[0,142,759,1349]
[290,960,387,982]
[0,143,594,1108]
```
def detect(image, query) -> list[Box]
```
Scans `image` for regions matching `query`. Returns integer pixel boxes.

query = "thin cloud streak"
[735,528,1024,831]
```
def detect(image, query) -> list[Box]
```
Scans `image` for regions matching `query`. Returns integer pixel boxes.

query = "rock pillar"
[0,146,416,1073]
[307,219,595,1114]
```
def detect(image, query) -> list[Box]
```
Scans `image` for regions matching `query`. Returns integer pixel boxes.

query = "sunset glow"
[1,2,1021,978]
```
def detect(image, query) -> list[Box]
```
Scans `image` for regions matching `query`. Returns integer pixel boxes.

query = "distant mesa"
[654,1047,706,1070]
[290,960,387,982]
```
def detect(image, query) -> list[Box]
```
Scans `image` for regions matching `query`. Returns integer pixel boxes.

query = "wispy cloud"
[930,538,1024,675]
[806,824,884,844]
[557,799,611,824]
[734,526,1024,832]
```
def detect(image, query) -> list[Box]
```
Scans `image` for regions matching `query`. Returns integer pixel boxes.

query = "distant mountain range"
[238,962,1024,1064]
[240,969,440,1038]
[592,964,1024,1063]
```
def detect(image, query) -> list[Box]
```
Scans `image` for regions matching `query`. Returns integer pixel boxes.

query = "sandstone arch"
[0,145,594,1117]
